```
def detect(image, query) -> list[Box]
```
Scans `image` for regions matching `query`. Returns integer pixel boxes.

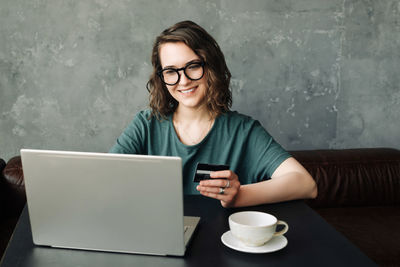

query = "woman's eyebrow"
[163,59,202,69]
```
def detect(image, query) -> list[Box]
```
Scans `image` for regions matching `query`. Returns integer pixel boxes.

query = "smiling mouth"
[179,87,196,94]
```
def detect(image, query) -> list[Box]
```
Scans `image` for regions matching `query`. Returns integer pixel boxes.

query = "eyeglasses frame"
[157,61,205,86]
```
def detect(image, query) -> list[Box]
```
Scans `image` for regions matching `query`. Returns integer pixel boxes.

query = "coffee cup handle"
[273,220,289,237]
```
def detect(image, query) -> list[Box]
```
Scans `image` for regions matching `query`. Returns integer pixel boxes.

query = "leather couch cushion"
[291,148,400,208]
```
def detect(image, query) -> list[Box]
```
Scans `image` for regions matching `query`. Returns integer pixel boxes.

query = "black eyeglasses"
[158,61,205,86]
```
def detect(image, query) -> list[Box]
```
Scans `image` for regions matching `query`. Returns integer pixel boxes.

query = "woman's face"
[159,42,208,111]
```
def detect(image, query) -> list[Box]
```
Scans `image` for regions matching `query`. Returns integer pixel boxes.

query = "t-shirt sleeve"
[109,112,146,154]
[245,120,291,182]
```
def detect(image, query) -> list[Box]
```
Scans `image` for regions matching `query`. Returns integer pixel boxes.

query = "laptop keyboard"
[183,216,200,246]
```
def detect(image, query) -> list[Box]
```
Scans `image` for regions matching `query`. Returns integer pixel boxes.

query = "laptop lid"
[21,149,195,256]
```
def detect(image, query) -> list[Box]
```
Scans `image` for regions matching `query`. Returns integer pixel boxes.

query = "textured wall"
[1,0,399,160]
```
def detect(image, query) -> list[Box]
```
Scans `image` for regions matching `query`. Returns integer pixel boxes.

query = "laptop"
[20,149,200,256]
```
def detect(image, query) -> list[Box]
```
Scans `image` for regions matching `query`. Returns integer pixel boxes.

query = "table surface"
[1,195,376,267]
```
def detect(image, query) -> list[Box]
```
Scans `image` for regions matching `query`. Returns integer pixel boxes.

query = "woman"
[110,20,317,208]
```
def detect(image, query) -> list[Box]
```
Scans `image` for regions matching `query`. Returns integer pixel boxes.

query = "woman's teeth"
[181,88,195,93]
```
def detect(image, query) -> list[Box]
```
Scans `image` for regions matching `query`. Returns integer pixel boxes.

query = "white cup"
[229,211,289,247]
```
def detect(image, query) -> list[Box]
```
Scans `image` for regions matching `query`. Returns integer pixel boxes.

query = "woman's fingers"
[197,184,229,194]
[210,170,234,179]
[199,170,236,187]
[196,170,241,207]
[199,178,228,188]
[197,186,231,199]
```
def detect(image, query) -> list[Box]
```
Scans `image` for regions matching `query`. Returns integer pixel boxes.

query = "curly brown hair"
[147,21,232,119]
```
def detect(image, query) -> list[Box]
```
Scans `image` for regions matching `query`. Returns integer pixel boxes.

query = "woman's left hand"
[196,170,241,208]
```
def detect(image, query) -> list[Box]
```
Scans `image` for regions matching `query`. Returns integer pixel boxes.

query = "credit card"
[193,163,230,182]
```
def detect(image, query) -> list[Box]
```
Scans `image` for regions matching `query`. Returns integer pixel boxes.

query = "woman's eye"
[164,69,176,75]
[188,64,201,70]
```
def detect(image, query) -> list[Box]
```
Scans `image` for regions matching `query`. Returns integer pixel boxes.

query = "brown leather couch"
[0,156,25,260]
[291,148,400,267]
[1,148,399,266]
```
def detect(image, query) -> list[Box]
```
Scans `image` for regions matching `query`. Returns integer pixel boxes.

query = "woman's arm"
[232,157,317,207]
[197,157,317,208]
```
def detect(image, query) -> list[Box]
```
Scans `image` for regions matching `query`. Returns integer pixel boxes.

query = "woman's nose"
[178,70,191,85]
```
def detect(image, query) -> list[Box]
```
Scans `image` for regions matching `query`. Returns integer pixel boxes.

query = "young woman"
[110,20,317,208]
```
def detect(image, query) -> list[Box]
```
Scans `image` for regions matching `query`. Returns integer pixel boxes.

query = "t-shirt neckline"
[168,113,221,148]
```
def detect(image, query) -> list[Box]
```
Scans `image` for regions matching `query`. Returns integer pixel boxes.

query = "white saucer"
[221,231,288,253]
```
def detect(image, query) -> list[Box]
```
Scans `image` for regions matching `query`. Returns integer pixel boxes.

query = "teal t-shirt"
[109,110,291,194]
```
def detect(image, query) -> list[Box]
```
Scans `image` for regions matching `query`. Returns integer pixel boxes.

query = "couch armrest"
[0,158,7,214]
[1,156,26,217]
[0,159,5,173]
[290,148,400,208]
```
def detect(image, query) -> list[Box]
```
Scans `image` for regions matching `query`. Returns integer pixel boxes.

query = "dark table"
[1,195,376,267]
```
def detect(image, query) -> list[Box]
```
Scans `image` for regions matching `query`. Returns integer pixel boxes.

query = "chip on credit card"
[193,163,230,182]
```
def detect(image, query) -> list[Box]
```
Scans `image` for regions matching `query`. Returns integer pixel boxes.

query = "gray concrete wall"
[1,0,399,160]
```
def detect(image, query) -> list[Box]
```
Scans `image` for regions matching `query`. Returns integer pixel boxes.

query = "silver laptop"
[20,149,200,256]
